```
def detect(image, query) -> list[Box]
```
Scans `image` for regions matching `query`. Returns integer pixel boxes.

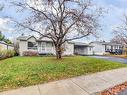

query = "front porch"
[37,42,55,55]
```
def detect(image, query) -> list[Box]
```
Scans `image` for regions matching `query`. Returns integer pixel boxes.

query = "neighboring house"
[0,41,14,51]
[17,36,74,56]
[90,41,124,55]
[123,45,127,55]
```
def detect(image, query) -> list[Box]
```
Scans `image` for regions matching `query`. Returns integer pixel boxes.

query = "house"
[17,35,124,56]
[17,35,74,56]
[0,41,14,51]
[90,41,124,55]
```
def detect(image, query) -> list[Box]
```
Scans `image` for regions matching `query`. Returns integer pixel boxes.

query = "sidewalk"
[1,67,127,95]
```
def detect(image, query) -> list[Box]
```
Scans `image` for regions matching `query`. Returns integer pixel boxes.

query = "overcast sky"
[0,0,126,42]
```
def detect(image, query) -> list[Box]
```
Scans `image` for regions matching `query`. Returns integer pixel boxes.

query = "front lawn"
[0,56,126,91]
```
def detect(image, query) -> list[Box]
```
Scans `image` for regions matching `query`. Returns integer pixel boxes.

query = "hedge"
[0,50,15,60]
[23,51,39,56]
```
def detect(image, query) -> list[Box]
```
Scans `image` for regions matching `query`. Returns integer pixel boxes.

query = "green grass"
[0,56,126,91]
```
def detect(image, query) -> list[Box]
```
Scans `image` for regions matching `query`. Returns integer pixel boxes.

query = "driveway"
[90,56,127,64]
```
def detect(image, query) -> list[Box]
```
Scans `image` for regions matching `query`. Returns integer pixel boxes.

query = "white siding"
[91,43,105,55]
[28,37,36,42]
[83,47,88,55]
[63,42,74,55]
[87,47,94,55]
[19,37,37,56]
[19,40,28,56]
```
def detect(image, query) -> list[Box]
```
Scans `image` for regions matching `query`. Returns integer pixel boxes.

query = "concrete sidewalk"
[1,68,127,95]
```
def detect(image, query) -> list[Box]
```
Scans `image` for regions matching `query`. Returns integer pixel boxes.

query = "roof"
[106,42,123,46]
[74,42,93,47]
[90,41,107,44]
[17,36,123,47]
[37,37,53,42]
[17,35,53,42]
[90,41,123,46]
[0,41,14,47]
[17,35,37,41]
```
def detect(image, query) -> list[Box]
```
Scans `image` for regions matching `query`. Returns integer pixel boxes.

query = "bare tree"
[113,14,127,45]
[0,3,4,11]
[111,35,127,44]
[11,0,103,59]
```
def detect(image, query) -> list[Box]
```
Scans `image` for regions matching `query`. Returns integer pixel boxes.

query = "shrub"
[23,51,39,56]
[0,50,15,60]
[39,53,54,57]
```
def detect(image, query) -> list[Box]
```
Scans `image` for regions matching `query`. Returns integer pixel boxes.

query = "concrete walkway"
[1,68,127,95]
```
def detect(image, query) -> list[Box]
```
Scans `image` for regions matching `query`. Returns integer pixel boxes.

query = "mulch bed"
[101,82,127,95]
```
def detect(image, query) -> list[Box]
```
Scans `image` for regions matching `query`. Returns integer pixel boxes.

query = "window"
[42,45,45,51]
[89,47,92,51]
[46,42,52,47]
[41,42,45,51]
[28,42,34,47]
[28,42,37,50]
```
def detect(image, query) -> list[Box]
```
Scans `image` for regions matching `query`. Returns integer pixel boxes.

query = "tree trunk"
[55,44,62,59]
[56,50,62,59]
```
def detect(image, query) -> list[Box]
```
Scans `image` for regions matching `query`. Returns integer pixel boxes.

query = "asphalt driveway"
[90,56,127,64]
